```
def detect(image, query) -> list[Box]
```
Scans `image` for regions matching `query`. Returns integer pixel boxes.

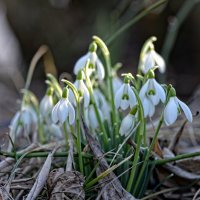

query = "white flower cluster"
[9,36,193,146]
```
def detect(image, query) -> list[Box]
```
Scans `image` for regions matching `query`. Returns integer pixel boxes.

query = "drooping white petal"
[176,97,193,123]
[10,111,21,131]
[68,89,76,107]
[127,85,136,108]
[73,53,89,75]
[96,58,105,80]
[81,80,90,108]
[88,105,99,129]
[21,109,31,134]
[153,79,166,103]
[148,101,155,117]
[119,114,135,137]
[51,100,61,123]
[143,52,154,73]
[164,97,178,126]
[152,51,166,73]
[139,80,150,100]
[142,97,155,118]
[68,102,75,125]
[114,84,125,109]
[57,99,69,124]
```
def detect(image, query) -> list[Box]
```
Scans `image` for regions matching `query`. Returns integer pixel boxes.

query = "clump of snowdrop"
[8,36,194,199]
[51,87,75,125]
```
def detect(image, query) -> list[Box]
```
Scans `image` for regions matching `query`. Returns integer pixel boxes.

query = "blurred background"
[0,0,200,125]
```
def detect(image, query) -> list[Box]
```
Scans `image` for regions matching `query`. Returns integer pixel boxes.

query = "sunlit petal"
[177,98,193,123]
[164,97,178,126]
[73,53,89,75]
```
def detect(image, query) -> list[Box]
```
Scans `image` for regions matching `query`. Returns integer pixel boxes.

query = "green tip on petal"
[169,87,176,97]
[124,76,129,84]
[130,105,138,115]
[62,87,69,98]
[77,70,83,80]
[46,87,53,96]
[89,42,97,52]
[147,69,155,79]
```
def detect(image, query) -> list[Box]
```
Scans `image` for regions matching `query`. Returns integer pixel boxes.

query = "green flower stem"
[155,151,200,165]
[106,0,167,45]
[93,36,118,131]
[38,119,46,144]
[91,95,108,145]
[93,39,116,125]
[61,79,84,174]
[84,64,108,145]
[126,87,145,192]
[76,102,84,174]
[63,122,69,150]
[25,46,49,90]
[133,114,164,195]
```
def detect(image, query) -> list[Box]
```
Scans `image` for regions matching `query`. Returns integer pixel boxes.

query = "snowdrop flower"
[93,89,110,121]
[73,42,105,80]
[9,105,37,138]
[115,80,137,110]
[139,79,166,106]
[84,104,103,130]
[69,71,90,108]
[40,87,54,120]
[119,106,138,137]
[44,124,63,140]
[141,49,165,74]
[164,96,193,126]
[8,105,37,151]
[52,88,75,125]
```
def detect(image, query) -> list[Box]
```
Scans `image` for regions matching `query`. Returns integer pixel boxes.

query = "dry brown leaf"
[48,169,85,200]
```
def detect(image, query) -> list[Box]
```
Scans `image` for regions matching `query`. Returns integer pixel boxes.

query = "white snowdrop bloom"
[40,94,54,120]
[52,88,75,125]
[10,105,38,136]
[114,83,137,110]
[44,124,63,140]
[139,78,166,106]
[164,96,193,126]
[141,49,165,74]
[119,113,136,137]
[73,43,105,80]
[84,104,103,130]
[73,79,90,108]
[112,76,123,94]
[93,89,110,121]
